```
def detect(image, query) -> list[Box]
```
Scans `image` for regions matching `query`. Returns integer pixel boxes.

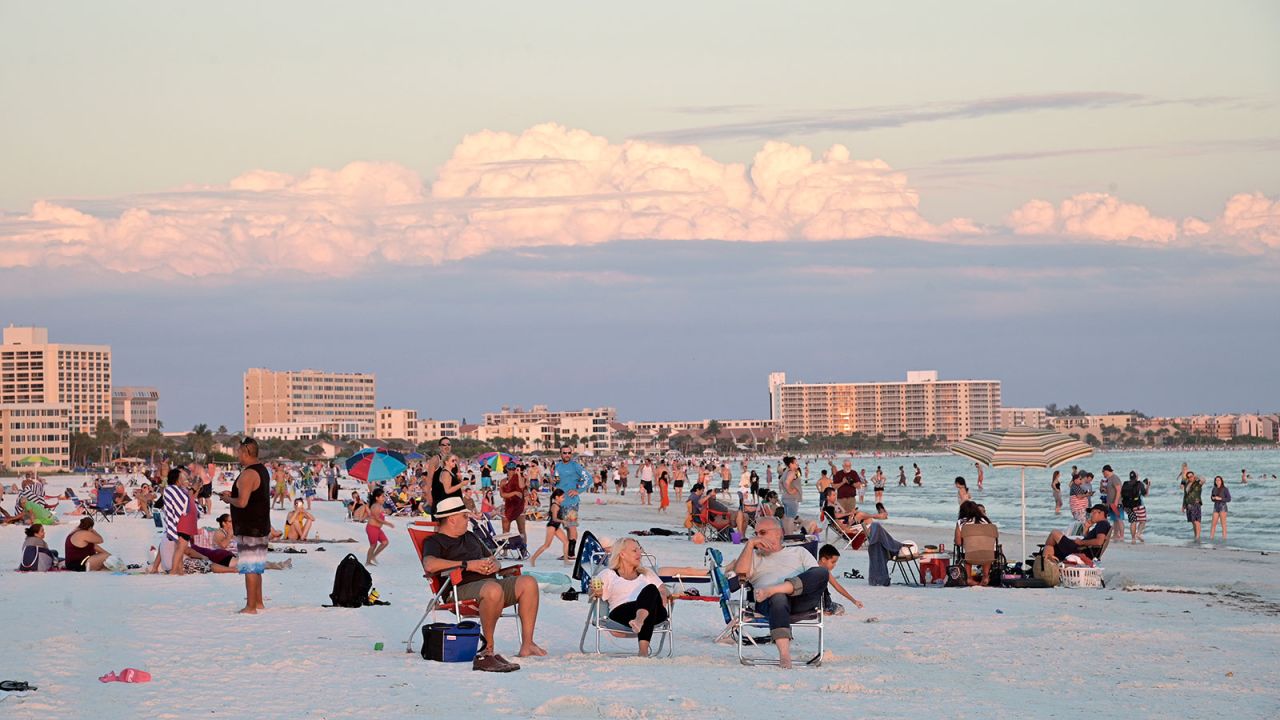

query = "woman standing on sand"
[657,469,670,511]
[1209,475,1230,541]
[1051,470,1063,514]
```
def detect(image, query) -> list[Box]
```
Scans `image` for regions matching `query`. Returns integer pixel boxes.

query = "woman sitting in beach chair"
[584,537,673,657]
[954,501,999,586]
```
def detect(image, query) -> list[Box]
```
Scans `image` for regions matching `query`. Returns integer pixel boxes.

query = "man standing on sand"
[219,437,271,614]
[1100,464,1125,539]
[829,459,859,514]
[554,445,591,559]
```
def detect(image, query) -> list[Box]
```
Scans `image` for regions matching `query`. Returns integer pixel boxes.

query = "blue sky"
[1,2,1277,430]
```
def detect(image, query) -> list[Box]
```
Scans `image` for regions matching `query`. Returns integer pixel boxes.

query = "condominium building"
[112,386,161,433]
[375,408,460,444]
[771,370,1001,441]
[1,325,112,433]
[244,368,376,439]
[997,407,1048,429]
[483,405,617,454]
[0,402,71,472]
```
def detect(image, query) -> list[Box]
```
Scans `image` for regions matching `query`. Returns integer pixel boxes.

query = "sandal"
[843,569,864,580]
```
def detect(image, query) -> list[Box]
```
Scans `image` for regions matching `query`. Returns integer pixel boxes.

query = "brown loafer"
[472,653,520,673]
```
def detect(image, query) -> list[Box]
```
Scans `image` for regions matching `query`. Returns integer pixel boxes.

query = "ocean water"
[737,448,1280,554]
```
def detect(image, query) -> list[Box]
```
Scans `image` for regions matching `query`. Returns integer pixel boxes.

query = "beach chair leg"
[404,599,438,654]
[578,602,598,654]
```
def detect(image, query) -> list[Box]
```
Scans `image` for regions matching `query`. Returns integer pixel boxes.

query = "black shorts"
[198,484,213,499]
[177,532,193,543]
[641,481,653,493]
[1054,537,1079,558]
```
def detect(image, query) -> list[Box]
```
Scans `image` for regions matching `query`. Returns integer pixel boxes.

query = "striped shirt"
[161,485,192,541]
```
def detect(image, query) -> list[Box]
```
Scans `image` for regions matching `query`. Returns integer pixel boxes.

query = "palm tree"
[113,420,132,458]
[190,423,215,460]
[94,418,117,464]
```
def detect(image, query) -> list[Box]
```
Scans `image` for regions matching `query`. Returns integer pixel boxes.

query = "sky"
[1,2,1278,431]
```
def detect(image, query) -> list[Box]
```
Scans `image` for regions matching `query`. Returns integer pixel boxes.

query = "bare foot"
[517,642,547,657]
[238,607,258,615]
[628,619,645,634]
[754,585,782,602]
[778,656,793,669]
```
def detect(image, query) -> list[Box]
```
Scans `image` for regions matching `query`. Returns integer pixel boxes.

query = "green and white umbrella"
[18,455,56,466]
[949,427,1094,562]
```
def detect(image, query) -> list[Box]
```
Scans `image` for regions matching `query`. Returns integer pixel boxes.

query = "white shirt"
[599,568,661,608]
[747,546,817,588]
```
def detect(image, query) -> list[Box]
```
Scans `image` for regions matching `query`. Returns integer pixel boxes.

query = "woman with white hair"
[590,537,670,657]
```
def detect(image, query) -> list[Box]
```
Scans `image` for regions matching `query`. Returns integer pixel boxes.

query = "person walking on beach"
[554,445,591,559]
[898,465,906,487]
[1068,471,1090,522]
[658,469,670,511]
[1051,470,1063,514]
[872,466,886,504]
[829,459,858,513]
[1209,475,1231,541]
[955,477,971,505]
[617,460,629,496]
[913,463,922,486]
[638,458,655,506]
[365,487,393,565]
[500,463,527,542]
[974,463,984,491]
[219,437,270,614]
[1180,467,1204,542]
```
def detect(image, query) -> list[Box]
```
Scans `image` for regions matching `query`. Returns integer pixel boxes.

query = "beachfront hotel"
[244,368,376,440]
[481,405,617,453]
[0,403,71,472]
[1,325,112,434]
[111,386,160,433]
[376,408,460,444]
[770,370,1001,441]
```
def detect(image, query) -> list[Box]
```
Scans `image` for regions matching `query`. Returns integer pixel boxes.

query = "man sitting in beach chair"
[731,517,829,668]
[1042,504,1110,565]
[420,497,546,672]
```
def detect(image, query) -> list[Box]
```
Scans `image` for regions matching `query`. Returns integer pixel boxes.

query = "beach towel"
[864,523,904,587]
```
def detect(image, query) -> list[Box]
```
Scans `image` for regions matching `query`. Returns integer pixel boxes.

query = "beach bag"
[1032,554,1060,587]
[1121,481,1142,509]
[328,553,373,608]
[421,621,485,662]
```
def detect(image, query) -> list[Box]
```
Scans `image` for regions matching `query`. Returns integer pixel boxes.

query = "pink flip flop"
[119,669,151,683]
[98,671,118,683]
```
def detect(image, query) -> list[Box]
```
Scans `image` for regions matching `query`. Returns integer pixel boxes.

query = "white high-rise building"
[2,325,112,434]
[244,368,376,439]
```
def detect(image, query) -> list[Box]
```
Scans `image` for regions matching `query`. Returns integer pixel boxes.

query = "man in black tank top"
[220,437,271,614]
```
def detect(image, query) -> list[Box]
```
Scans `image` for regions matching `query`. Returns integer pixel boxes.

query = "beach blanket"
[865,523,904,587]
[273,538,357,544]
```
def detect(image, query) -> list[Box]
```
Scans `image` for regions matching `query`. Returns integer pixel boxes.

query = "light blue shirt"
[554,460,590,508]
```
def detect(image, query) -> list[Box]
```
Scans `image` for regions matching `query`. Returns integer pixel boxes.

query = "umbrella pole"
[1020,467,1027,563]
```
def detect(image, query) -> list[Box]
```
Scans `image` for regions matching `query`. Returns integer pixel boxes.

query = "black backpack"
[328,553,372,608]
[1120,480,1142,509]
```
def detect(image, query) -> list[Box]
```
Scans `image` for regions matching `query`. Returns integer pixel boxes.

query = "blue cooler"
[421,621,485,662]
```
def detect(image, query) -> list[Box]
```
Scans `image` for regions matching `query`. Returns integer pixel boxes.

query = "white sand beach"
[3,479,1279,719]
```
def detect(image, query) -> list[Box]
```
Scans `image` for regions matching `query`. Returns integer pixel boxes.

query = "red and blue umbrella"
[475,452,516,472]
[345,447,408,483]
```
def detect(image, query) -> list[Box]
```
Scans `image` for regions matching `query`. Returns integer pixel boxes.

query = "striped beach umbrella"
[949,427,1094,562]
[345,447,408,483]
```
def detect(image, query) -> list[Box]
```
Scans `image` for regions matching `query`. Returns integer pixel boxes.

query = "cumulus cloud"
[0,124,974,276]
[1006,191,1280,250]
[1007,193,1178,243]
[0,123,1274,278]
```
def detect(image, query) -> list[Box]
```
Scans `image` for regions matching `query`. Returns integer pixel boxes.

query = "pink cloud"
[0,123,1274,277]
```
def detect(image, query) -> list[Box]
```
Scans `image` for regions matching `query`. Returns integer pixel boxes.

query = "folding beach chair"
[955,523,1000,585]
[578,570,675,657]
[403,520,523,654]
[87,488,118,523]
[694,506,735,542]
[474,516,528,561]
[825,519,867,552]
[706,547,823,666]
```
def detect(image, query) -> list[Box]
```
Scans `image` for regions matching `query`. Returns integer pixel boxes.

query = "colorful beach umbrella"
[405,452,425,461]
[949,427,1094,563]
[345,447,408,483]
[475,452,516,472]
[18,455,56,466]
